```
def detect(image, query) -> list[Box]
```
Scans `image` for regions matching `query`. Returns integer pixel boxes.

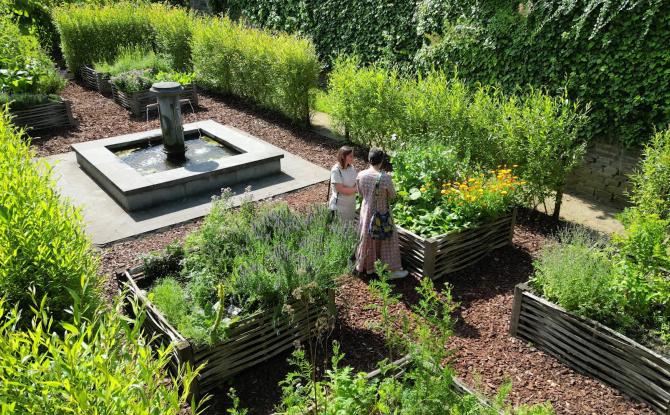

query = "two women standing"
[329,146,408,280]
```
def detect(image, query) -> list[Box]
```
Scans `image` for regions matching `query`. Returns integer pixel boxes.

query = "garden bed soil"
[398,209,516,280]
[46,84,653,414]
[510,283,670,414]
[118,266,335,397]
[11,99,75,132]
[111,83,199,117]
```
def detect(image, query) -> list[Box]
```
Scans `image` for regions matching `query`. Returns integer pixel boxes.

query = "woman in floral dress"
[355,148,408,280]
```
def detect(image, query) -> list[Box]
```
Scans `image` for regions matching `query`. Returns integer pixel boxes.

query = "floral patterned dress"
[355,168,403,274]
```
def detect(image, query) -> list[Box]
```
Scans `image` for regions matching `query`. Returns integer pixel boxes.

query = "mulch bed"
[39,83,653,415]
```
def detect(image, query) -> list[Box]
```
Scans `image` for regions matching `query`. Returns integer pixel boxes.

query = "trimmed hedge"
[191,17,319,123]
[148,3,195,71]
[328,58,588,204]
[0,109,99,322]
[53,2,154,73]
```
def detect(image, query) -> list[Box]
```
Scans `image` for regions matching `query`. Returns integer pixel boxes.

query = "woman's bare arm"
[335,183,357,196]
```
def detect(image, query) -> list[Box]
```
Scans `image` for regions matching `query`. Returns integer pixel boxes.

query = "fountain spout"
[151,81,186,163]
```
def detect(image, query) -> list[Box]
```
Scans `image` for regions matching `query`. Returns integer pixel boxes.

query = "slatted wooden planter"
[397,208,517,280]
[111,83,198,117]
[79,65,111,94]
[510,283,670,414]
[118,266,335,397]
[10,99,75,131]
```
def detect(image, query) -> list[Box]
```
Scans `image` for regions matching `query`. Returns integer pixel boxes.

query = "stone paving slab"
[45,140,329,246]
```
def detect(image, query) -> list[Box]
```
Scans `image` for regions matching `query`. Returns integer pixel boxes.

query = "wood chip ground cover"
[40,83,653,414]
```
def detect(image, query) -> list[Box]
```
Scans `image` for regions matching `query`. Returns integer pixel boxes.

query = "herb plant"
[146,191,357,345]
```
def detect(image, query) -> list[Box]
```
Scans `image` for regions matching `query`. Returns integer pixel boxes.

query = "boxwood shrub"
[191,17,319,123]
[0,109,99,322]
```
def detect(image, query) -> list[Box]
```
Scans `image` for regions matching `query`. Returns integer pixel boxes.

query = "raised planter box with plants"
[510,128,670,415]
[79,64,111,94]
[263,272,554,415]
[390,143,522,280]
[99,47,198,117]
[1,17,73,131]
[117,192,356,396]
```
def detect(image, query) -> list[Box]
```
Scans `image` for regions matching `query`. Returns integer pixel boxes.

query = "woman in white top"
[329,146,358,222]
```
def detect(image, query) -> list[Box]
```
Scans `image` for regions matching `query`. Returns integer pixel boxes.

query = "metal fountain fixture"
[150,81,186,163]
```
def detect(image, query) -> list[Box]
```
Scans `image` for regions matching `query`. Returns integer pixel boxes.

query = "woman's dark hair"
[337,145,354,168]
[368,148,386,166]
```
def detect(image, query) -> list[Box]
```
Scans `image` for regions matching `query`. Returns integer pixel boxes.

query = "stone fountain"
[73,82,284,211]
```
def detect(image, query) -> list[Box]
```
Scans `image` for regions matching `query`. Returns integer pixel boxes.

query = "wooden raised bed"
[398,208,517,280]
[10,99,75,131]
[118,267,335,397]
[79,65,111,94]
[510,283,670,414]
[111,83,198,117]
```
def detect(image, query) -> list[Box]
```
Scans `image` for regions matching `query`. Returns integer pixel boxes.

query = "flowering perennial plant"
[393,151,522,237]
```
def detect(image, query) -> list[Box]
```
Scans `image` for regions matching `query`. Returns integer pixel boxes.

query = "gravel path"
[38,83,652,415]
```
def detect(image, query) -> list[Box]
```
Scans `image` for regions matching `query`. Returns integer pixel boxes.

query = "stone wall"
[565,139,641,208]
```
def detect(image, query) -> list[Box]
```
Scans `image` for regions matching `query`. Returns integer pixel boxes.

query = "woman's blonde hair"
[337,146,354,168]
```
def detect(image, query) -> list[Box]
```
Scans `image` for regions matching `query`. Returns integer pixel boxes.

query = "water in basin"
[114,132,240,175]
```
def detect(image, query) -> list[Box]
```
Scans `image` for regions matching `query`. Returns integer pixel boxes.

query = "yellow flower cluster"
[436,166,524,203]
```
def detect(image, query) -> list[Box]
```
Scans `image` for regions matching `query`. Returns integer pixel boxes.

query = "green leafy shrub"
[147,192,357,345]
[53,2,154,73]
[531,227,623,326]
[628,128,670,218]
[0,16,65,98]
[0,109,99,321]
[0,294,202,414]
[141,242,184,282]
[328,57,588,205]
[94,46,171,77]
[148,3,195,71]
[191,17,319,123]
[414,0,670,147]
[275,276,554,414]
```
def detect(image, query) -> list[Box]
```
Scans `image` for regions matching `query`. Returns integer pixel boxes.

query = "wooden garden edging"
[10,99,75,131]
[118,266,335,397]
[79,65,111,94]
[510,283,670,415]
[398,208,517,280]
[111,83,198,117]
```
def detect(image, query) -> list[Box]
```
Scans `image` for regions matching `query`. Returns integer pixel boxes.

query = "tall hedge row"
[0,109,100,322]
[191,17,319,122]
[53,2,155,72]
[328,58,588,204]
[53,2,195,72]
[208,0,670,147]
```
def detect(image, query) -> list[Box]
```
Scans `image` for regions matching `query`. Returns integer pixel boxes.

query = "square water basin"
[73,120,284,211]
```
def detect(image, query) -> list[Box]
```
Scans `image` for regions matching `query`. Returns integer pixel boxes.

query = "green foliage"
[414,1,670,147]
[148,3,195,71]
[191,17,319,123]
[140,242,184,282]
[217,0,420,67]
[392,153,522,237]
[53,2,155,73]
[275,276,554,414]
[628,128,670,218]
[0,93,60,110]
[147,192,357,345]
[531,227,623,326]
[0,16,65,97]
[532,133,670,350]
[328,57,588,205]
[94,46,170,77]
[0,109,100,322]
[0,293,202,414]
